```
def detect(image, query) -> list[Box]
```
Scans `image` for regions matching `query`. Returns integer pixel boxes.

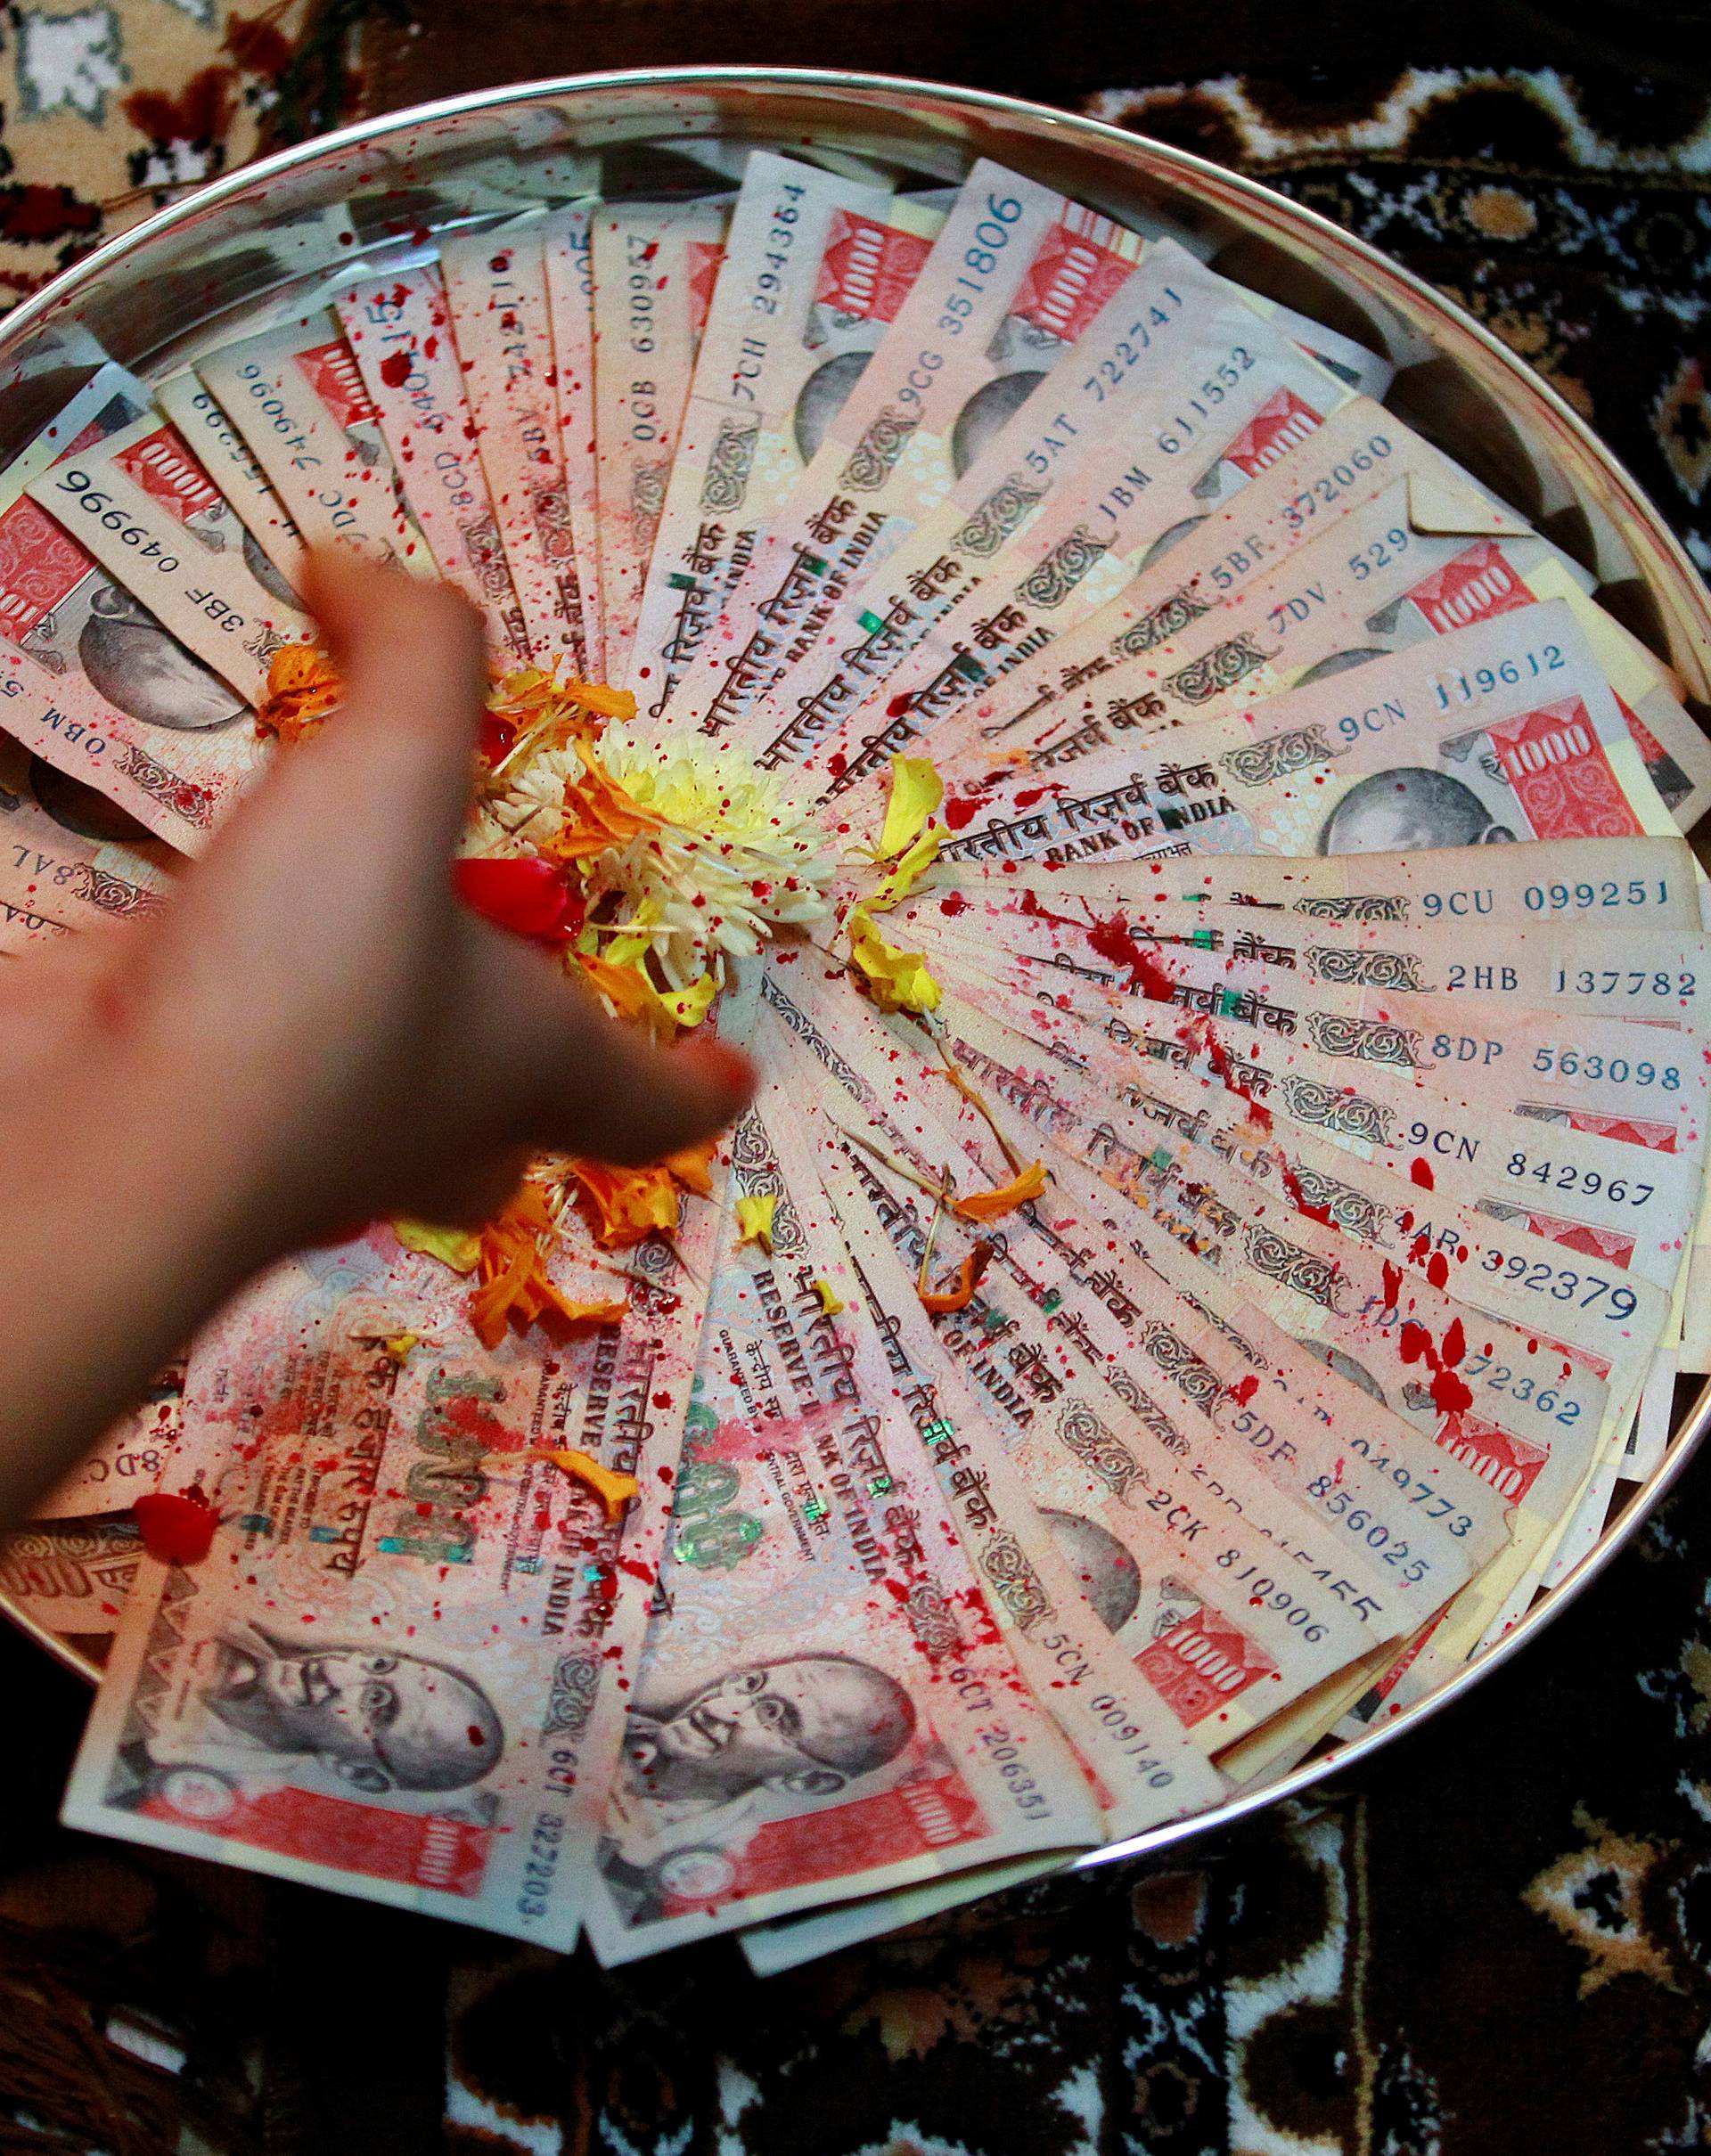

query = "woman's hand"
[0,552,752,1523]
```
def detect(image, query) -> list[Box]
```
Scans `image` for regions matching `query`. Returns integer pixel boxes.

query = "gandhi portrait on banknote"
[1042,1508,1142,1635]
[78,587,247,734]
[621,1653,917,1809]
[793,350,872,466]
[197,1626,504,1795]
[1317,767,1517,854]
[599,1652,920,1914]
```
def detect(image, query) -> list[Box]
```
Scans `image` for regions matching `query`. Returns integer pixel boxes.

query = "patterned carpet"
[2,7,1710,2151]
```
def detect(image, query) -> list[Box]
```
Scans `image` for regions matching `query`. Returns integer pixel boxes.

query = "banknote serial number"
[975,1723,1052,1817]
[1457,1352,1582,1425]
[1515,878,1676,917]
[1479,1251,1638,1321]
[1280,433,1394,532]
[1295,1474,1431,1585]
[1504,1152,1655,1207]
[48,472,181,570]
[515,1808,566,1923]
[230,362,320,468]
[747,180,807,315]
[934,192,1026,337]
[1339,1434,1483,1529]
[1210,1551,1349,1637]
[1077,293,1198,406]
[1547,968,1696,1001]
[1428,641,1566,711]
[1530,1046,1680,1090]
[1084,1695,1178,1788]
[1344,525,1409,582]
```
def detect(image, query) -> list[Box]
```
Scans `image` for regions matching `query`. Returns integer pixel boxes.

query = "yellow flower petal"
[380,1331,420,1366]
[878,754,944,860]
[530,1447,640,1522]
[952,1160,1048,1222]
[868,824,942,912]
[735,1192,779,1254]
[812,1278,846,1317]
[847,904,942,1016]
[393,1219,482,1273]
[660,971,718,1030]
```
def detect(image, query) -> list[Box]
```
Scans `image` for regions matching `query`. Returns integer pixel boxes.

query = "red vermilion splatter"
[1227,1374,1260,1406]
[1277,1158,1331,1228]
[439,1393,518,1452]
[133,1490,217,1565]
[1397,1319,1475,1414]
[1199,1024,1273,1132]
[939,890,969,917]
[944,795,980,831]
[1086,913,1177,1001]
[378,349,413,388]
[1018,888,1078,930]
[1410,1156,1435,1188]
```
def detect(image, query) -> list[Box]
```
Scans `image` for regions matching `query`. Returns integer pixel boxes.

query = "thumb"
[457,920,755,1167]
[297,548,488,853]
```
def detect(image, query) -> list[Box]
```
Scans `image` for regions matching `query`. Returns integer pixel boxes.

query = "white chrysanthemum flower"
[478,723,837,988]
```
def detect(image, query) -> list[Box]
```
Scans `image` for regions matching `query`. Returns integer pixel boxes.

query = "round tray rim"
[7,64,1710,1878]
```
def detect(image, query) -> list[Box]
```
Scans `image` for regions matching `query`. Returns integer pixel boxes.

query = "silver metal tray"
[5,68,1709,1875]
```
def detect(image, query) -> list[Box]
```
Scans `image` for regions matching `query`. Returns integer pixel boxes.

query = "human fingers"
[450,921,755,1166]
[144,554,487,1009]
[295,549,488,854]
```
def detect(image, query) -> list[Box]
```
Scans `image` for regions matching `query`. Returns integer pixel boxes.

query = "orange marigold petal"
[567,1158,682,1248]
[919,1241,995,1314]
[530,1446,640,1521]
[663,1137,717,1197]
[256,641,342,745]
[951,1160,1048,1223]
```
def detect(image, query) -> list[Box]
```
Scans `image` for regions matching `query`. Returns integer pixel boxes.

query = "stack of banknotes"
[4,141,1710,1973]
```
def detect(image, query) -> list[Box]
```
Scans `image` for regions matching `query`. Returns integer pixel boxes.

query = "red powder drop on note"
[1410,1157,1435,1189]
[1087,913,1176,1002]
[133,1490,217,1565]
[378,349,413,388]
